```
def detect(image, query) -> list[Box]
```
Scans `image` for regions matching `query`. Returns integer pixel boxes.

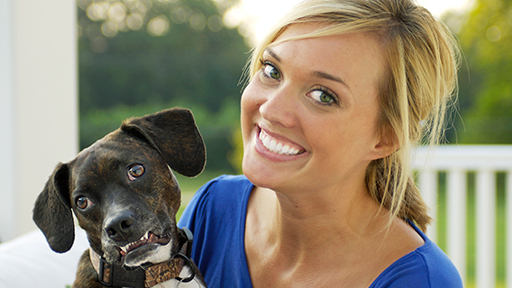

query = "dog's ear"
[33,163,75,253]
[121,108,206,177]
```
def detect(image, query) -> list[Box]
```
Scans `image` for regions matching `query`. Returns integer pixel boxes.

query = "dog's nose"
[104,211,135,241]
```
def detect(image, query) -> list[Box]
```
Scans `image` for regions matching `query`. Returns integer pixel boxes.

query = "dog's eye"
[76,196,92,210]
[128,164,145,180]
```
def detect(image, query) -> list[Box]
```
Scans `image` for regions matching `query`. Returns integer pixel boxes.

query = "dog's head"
[33,108,205,267]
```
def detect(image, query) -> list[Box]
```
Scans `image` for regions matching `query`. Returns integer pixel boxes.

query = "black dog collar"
[89,227,195,288]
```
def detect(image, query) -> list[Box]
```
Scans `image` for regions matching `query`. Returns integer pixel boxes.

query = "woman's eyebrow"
[263,47,281,62]
[312,71,349,89]
[264,47,351,91]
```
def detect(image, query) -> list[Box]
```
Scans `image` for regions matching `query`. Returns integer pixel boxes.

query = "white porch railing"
[412,145,512,288]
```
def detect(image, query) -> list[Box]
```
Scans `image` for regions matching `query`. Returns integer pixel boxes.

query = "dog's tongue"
[149,232,171,245]
[148,232,157,243]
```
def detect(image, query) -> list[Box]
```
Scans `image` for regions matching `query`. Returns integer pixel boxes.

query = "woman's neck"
[246,184,387,264]
[244,183,425,288]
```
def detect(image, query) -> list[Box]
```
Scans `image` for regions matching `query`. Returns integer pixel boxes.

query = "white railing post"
[0,0,77,241]
[419,169,437,241]
[447,169,467,284]
[0,0,15,241]
[476,169,496,288]
[507,169,512,288]
[413,145,512,287]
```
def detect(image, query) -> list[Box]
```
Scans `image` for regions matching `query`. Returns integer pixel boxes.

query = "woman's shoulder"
[178,174,253,227]
[189,174,252,204]
[207,174,253,189]
[178,174,252,254]
[371,223,463,288]
[177,174,254,288]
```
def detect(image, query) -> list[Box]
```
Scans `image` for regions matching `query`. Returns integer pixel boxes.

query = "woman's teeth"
[259,130,301,155]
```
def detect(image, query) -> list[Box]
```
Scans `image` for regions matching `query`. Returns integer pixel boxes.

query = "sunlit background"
[230,0,473,43]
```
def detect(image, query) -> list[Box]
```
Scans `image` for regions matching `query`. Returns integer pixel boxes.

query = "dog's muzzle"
[90,227,196,288]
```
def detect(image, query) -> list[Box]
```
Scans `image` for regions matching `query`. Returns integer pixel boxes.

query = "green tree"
[78,0,248,171]
[452,0,512,143]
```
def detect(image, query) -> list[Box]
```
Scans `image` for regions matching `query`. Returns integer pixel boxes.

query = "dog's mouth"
[119,231,171,257]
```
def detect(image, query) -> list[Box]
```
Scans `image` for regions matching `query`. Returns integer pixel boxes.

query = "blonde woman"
[179,0,463,287]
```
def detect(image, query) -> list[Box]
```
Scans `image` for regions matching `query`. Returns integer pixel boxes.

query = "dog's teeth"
[120,232,150,253]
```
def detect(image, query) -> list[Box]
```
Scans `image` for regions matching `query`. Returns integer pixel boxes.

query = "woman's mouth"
[258,129,305,156]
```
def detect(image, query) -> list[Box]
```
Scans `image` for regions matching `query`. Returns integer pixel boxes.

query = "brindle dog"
[33,108,207,288]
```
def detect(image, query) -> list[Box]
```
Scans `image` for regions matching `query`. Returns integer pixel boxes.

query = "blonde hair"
[245,0,460,232]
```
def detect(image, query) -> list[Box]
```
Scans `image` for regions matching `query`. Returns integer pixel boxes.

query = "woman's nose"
[259,86,298,128]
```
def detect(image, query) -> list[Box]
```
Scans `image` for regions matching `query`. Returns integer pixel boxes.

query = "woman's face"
[241,23,390,195]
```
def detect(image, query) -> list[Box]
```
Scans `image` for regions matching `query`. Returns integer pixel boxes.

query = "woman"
[179,0,463,287]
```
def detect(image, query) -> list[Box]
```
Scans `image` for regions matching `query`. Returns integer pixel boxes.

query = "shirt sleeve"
[177,177,215,264]
[370,241,463,288]
[177,175,254,288]
[177,180,206,233]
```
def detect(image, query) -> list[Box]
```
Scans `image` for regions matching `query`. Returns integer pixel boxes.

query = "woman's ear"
[371,129,399,160]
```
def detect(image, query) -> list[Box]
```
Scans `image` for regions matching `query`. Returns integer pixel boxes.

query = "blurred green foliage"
[78,0,248,172]
[447,0,512,143]
[80,97,241,171]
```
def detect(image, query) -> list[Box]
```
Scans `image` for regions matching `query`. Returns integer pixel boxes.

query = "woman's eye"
[128,164,145,180]
[262,62,281,80]
[308,89,338,105]
[76,196,92,210]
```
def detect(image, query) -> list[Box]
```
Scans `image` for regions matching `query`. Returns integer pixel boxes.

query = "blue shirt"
[178,175,463,287]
